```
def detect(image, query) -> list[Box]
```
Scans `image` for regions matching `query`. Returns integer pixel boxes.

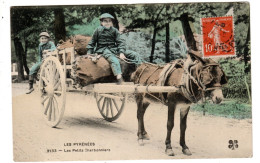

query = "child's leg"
[124,50,143,65]
[102,49,122,76]
[29,62,41,76]
[27,62,41,94]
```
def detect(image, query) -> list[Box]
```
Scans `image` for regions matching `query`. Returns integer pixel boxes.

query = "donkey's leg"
[165,102,176,156]
[142,101,150,139]
[180,105,192,155]
[136,94,150,143]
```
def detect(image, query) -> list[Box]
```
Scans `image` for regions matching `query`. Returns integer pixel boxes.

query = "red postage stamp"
[201,16,235,58]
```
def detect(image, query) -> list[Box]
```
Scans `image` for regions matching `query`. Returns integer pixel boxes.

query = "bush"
[219,59,251,101]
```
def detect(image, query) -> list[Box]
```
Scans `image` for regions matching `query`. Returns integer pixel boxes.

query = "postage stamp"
[201,16,236,58]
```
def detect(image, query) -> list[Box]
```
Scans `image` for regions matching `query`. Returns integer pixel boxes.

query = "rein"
[181,62,221,103]
[118,55,144,65]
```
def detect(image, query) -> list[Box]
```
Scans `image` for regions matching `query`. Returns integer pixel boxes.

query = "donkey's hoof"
[142,133,150,140]
[138,139,144,146]
[165,148,175,156]
[182,148,192,156]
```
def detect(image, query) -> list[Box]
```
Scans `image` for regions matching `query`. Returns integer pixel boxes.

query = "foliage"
[233,2,250,57]
[218,58,251,100]
[191,100,251,119]
[121,32,151,61]
[121,32,188,63]
[11,3,250,81]
[67,18,99,36]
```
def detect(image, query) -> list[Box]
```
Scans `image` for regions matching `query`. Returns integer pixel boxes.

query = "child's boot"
[116,74,124,85]
[26,75,34,94]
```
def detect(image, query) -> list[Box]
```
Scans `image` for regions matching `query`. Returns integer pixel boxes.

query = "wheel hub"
[46,85,54,97]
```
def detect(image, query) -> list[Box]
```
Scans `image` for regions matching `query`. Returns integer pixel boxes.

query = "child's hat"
[39,32,50,38]
[100,13,114,20]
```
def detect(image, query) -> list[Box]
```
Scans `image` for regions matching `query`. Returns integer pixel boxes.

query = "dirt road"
[12,84,252,161]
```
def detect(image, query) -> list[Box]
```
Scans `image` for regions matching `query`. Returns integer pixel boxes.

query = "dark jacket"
[87,26,125,55]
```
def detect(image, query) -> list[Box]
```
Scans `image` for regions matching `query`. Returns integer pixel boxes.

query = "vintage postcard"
[11,2,252,162]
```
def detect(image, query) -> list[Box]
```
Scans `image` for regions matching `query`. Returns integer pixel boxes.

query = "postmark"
[201,16,235,58]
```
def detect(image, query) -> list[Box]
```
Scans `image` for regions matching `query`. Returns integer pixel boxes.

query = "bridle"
[181,61,222,103]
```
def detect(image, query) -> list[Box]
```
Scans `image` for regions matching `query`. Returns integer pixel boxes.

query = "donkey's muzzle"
[211,88,224,104]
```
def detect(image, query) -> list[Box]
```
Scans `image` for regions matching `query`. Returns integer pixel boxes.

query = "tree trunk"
[165,22,170,63]
[150,25,157,63]
[13,37,25,82]
[54,8,66,44]
[178,13,197,51]
[23,38,29,76]
[244,24,250,73]
[244,76,251,103]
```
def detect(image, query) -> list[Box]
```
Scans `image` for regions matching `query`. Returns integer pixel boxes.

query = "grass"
[191,100,252,119]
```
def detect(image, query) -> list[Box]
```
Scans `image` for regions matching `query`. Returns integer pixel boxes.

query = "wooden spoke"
[41,76,49,85]
[54,93,61,99]
[54,91,62,95]
[54,80,61,90]
[101,98,107,113]
[44,98,51,115]
[106,99,109,117]
[51,61,57,84]
[48,98,53,121]
[112,99,119,112]
[97,96,104,104]
[50,61,55,74]
[46,65,51,82]
[54,69,59,84]
[109,99,114,117]
[53,96,59,116]
[52,99,56,122]
[42,96,49,104]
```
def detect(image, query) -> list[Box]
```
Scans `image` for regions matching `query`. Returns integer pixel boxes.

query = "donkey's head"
[187,50,227,104]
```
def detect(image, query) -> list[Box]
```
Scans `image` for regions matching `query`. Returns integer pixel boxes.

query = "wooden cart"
[39,47,179,127]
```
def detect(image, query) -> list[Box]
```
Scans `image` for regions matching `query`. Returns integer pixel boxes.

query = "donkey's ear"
[188,49,205,64]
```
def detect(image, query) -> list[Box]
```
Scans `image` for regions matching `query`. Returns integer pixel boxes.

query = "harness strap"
[156,59,184,104]
[144,67,160,85]
[137,65,148,83]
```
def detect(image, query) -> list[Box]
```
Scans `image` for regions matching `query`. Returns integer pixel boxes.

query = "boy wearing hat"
[87,13,127,84]
[26,32,56,94]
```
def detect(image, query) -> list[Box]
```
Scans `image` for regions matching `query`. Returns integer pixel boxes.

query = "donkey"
[131,51,227,156]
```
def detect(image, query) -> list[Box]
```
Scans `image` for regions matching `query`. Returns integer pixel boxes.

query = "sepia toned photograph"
[10,1,252,162]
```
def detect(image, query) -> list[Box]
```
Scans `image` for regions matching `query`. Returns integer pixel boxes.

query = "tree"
[13,37,25,81]
[232,2,250,73]
[175,13,197,51]
[125,4,167,63]
[54,8,66,43]
[11,7,50,80]
[165,5,171,63]
[165,22,170,62]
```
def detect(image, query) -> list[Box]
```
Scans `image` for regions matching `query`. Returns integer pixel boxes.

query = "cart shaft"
[94,83,180,94]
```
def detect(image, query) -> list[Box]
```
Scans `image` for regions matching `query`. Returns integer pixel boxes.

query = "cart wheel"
[95,93,127,122]
[39,56,66,127]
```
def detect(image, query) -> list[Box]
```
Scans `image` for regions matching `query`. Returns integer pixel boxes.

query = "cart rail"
[93,83,180,94]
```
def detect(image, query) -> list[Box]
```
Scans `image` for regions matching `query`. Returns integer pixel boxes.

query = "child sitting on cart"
[87,13,140,84]
[26,32,56,94]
